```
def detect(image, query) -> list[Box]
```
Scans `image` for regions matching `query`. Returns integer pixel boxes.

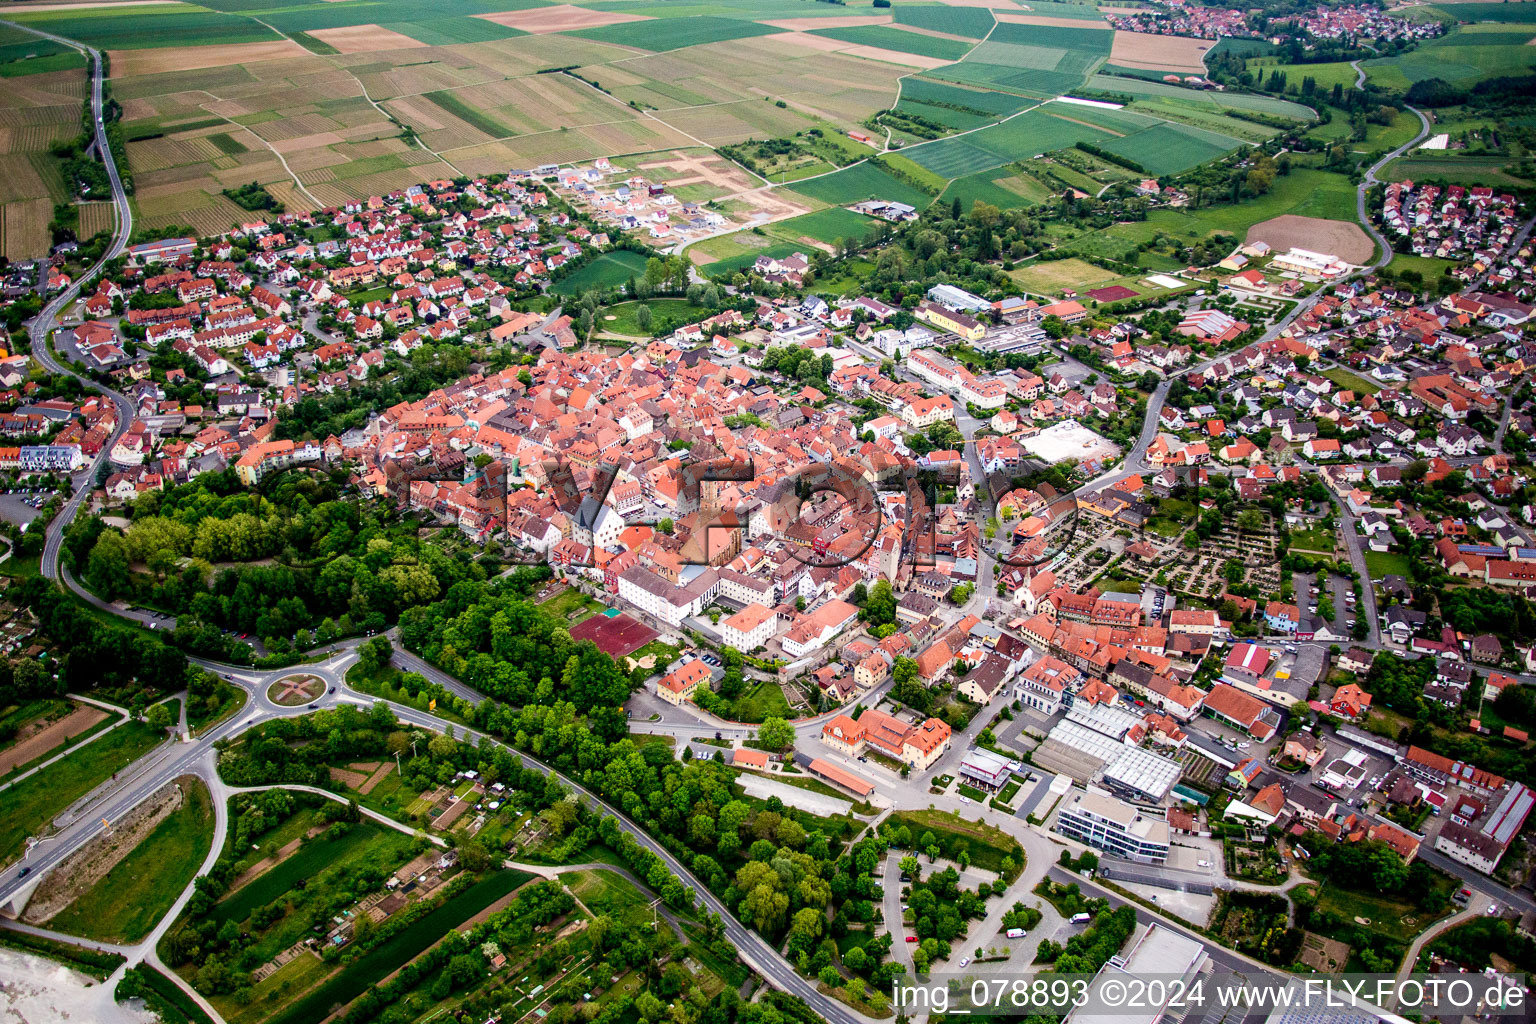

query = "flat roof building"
[958,747,1013,790]
[1055,790,1170,864]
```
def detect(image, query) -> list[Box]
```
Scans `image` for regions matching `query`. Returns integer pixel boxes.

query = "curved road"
[0,19,138,580]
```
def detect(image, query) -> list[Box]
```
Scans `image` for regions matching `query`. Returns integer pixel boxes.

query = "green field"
[902,106,1113,178]
[894,4,996,38]
[1099,122,1245,176]
[551,250,651,296]
[787,160,935,209]
[1385,253,1460,283]
[899,77,1033,133]
[264,869,537,1024]
[1322,367,1380,394]
[1381,153,1532,188]
[940,168,1053,211]
[1360,26,1536,90]
[570,15,776,51]
[6,5,280,49]
[594,297,697,334]
[1009,257,1121,294]
[718,679,792,723]
[48,777,213,944]
[1086,75,1318,119]
[810,24,974,61]
[423,90,512,139]
[1058,168,1356,262]
[0,721,164,866]
[1364,550,1413,580]
[771,207,880,245]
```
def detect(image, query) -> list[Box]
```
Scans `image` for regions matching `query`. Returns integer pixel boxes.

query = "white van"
[1071,913,1091,924]
[1006,927,1026,939]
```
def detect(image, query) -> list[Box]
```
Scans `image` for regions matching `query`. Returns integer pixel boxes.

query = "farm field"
[0,65,84,260]
[940,167,1054,212]
[895,3,996,38]
[45,776,213,944]
[1360,24,1536,90]
[808,24,975,62]
[786,159,934,209]
[1086,74,1319,120]
[1246,214,1375,265]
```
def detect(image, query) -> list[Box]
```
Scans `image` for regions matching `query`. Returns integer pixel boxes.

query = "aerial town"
[0,3,1534,1024]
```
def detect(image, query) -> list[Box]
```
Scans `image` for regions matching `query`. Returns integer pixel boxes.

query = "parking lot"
[1293,570,1357,635]
[0,489,55,528]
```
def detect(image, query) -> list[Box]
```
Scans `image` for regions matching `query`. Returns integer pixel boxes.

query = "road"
[0,19,137,582]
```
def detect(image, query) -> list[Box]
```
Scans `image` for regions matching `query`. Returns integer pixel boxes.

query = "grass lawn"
[1008,257,1120,295]
[1313,873,1457,966]
[1385,252,1460,283]
[1322,367,1380,395]
[595,298,697,336]
[560,868,656,917]
[48,776,213,943]
[722,680,791,723]
[215,951,330,1024]
[1363,704,1415,740]
[0,721,164,866]
[886,809,1023,877]
[1289,526,1337,554]
[551,250,650,296]
[537,587,605,623]
[1364,550,1412,580]
[957,783,987,801]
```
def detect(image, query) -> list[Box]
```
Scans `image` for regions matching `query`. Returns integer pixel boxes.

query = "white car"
[1238,742,1251,749]
[959,795,970,804]
[1487,904,1498,916]
[959,957,971,968]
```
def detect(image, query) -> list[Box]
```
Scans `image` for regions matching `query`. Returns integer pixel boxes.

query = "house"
[657,660,712,706]
[1203,683,1281,740]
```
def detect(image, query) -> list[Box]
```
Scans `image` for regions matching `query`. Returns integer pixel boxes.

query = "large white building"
[1054,790,1170,863]
[719,602,777,653]
[617,565,719,628]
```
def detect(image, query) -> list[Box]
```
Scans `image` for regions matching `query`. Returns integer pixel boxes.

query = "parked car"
[906,935,917,943]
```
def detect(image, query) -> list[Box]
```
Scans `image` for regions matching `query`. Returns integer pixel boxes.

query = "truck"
[1070,913,1091,924]
[1006,927,1027,939]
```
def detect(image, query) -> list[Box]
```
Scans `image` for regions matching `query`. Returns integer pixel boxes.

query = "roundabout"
[267,674,325,707]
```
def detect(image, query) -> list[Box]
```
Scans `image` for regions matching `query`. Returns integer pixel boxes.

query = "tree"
[147,702,173,732]
[636,304,653,332]
[756,717,794,752]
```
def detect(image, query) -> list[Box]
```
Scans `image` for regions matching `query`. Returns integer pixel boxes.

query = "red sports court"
[570,609,658,658]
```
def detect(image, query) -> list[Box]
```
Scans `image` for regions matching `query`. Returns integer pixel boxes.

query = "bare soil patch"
[1246,215,1374,265]
[108,39,309,77]
[23,778,184,925]
[359,761,394,794]
[767,32,952,68]
[638,149,752,191]
[995,12,1110,27]
[474,4,654,33]
[307,24,427,53]
[760,14,893,30]
[329,766,368,789]
[0,705,108,776]
[1110,30,1212,73]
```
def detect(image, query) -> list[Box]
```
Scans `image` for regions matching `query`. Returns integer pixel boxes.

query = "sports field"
[570,611,659,659]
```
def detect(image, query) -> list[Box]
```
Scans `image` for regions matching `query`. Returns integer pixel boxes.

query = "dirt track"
[0,705,107,776]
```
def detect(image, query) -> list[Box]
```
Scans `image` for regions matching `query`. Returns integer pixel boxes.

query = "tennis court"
[571,612,658,658]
